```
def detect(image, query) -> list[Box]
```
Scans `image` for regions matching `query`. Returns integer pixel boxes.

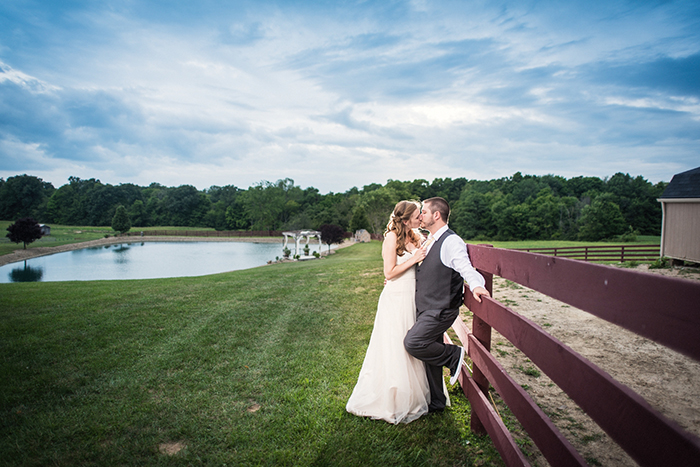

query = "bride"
[346,200,448,424]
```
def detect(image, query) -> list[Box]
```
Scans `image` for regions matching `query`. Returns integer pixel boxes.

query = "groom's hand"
[471,286,490,303]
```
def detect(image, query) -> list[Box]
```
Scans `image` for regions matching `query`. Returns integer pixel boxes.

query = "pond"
[0,241,332,283]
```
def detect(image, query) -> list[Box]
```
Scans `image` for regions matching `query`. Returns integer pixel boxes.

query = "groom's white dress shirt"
[425,225,486,291]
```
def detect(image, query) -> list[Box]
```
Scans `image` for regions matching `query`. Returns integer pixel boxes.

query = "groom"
[404,197,490,413]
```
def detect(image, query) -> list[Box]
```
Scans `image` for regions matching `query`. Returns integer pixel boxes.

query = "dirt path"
[468,265,700,466]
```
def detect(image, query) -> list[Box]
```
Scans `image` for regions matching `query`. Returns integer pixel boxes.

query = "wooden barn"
[658,166,700,264]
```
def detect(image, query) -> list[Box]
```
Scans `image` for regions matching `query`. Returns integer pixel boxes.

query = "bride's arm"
[382,232,424,281]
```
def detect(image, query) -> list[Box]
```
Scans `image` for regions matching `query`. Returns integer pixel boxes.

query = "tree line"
[0,172,666,242]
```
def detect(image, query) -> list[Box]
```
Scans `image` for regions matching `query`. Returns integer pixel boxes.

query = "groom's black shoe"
[449,346,466,386]
[428,406,445,414]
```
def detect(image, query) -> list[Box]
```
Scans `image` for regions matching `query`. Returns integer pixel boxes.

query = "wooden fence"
[448,245,700,466]
[514,244,660,262]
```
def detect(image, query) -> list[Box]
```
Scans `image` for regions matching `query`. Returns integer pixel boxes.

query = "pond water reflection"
[1,241,329,283]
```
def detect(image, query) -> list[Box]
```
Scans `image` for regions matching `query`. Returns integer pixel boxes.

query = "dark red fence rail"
[514,244,659,262]
[448,245,700,467]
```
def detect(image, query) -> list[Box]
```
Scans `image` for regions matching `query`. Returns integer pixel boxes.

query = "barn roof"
[660,166,700,199]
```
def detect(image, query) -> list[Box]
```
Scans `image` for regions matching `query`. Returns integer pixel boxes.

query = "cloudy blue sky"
[1,0,699,193]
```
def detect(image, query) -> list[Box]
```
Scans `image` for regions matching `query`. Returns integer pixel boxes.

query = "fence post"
[620,245,625,262]
[471,245,494,434]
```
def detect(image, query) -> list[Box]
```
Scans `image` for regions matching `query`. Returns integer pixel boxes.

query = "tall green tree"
[128,200,149,227]
[578,193,627,241]
[111,205,131,234]
[349,205,370,232]
[0,174,54,221]
[358,186,399,234]
[556,196,582,240]
[498,203,533,240]
[429,177,467,204]
[87,184,120,226]
[565,176,605,198]
[205,185,245,230]
[511,175,541,203]
[143,183,168,226]
[303,191,353,230]
[164,185,211,227]
[225,203,251,230]
[528,188,562,239]
[45,177,101,225]
[243,178,303,230]
[451,190,496,239]
[605,173,663,235]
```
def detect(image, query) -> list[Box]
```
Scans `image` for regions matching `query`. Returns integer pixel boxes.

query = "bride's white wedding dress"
[346,251,438,424]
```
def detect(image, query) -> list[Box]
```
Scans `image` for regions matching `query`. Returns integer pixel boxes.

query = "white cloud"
[604,95,700,119]
[1,1,699,192]
[0,61,60,94]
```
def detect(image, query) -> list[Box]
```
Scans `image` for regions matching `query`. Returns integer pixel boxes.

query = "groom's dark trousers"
[404,307,461,411]
[405,229,464,412]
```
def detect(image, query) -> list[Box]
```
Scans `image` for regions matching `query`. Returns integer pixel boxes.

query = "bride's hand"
[413,247,426,264]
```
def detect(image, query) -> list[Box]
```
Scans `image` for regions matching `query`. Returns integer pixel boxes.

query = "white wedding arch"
[282,230,322,257]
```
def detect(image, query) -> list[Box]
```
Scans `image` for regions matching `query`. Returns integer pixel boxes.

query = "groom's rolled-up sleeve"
[441,235,486,290]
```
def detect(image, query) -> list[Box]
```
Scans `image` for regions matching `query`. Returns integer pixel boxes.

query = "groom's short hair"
[423,197,450,222]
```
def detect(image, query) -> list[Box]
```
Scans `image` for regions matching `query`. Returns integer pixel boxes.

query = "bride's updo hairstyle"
[384,200,422,256]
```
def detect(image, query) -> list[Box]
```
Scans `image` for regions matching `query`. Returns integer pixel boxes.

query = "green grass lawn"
[0,221,114,257]
[0,242,503,466]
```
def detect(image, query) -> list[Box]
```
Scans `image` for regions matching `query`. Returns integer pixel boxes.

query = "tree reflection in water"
[9,261,44,282]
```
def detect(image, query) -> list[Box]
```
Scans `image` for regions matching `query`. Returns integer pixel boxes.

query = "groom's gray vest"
[415,229,464,313]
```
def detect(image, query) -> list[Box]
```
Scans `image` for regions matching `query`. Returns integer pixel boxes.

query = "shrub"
[649,257,669,269]
[615,226,639,243]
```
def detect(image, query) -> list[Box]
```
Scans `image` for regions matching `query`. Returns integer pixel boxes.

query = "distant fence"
[125,230,284,238]
[125,229,359,240]
[513,244,659,262]
[368,239,660,263]
[446,245,700,466]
